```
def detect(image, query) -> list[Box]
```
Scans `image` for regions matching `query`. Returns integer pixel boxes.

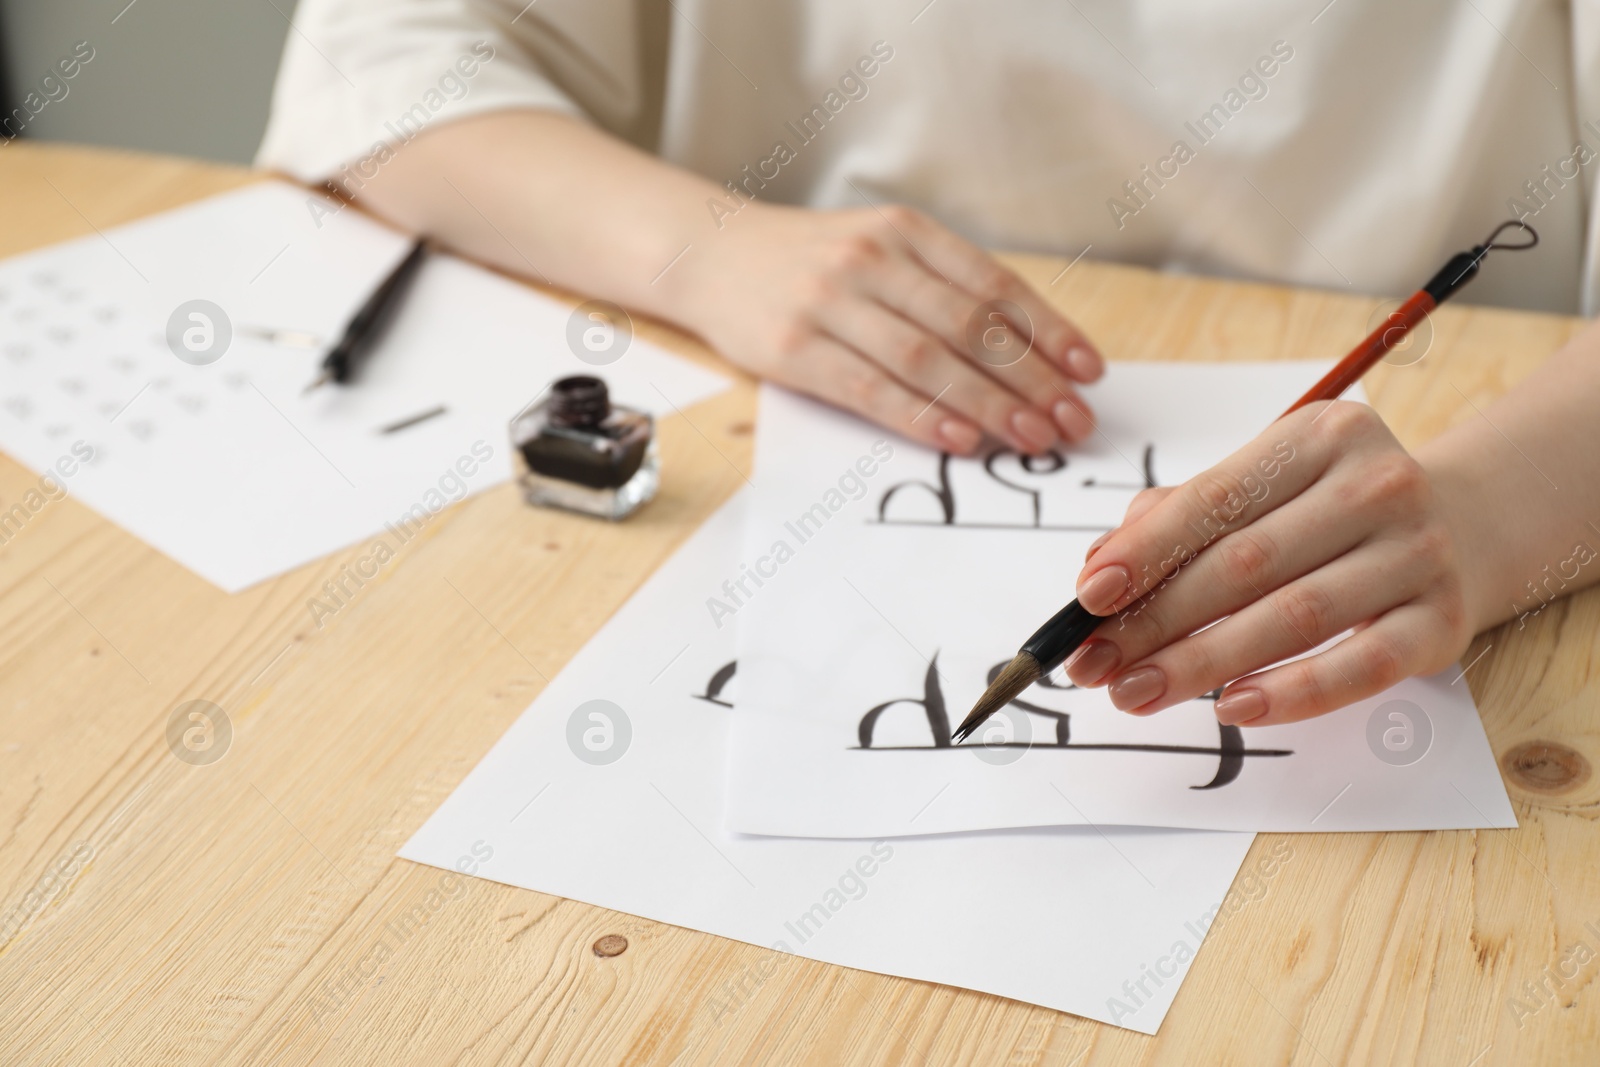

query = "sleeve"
[255,0,598,182]
[1572,0,1600,315]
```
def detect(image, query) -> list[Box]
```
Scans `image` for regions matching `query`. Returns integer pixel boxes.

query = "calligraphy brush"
[303,237,428,393]
[951,219,1539,745]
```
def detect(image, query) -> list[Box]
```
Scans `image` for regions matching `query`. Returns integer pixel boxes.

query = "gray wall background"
[1,0,298,164]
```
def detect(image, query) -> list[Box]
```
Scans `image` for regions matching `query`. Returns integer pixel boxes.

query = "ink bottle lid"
[510,375,658,520]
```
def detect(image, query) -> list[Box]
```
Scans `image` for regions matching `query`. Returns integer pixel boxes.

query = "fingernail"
[938,418,982,453]
[1214,688,1267,725]
[1010,408,1057,453]
[1052,398,1094,442]
[1066,345,1104,381]
[1064,639,1120,686]
[1084,530,1114,561]
[1109,665,1166,712]
[1076,564,1130,613]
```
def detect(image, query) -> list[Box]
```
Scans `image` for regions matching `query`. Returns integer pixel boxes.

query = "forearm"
[344,107,1109,457]
[350,109,720,327]
[1419,318,1600,632]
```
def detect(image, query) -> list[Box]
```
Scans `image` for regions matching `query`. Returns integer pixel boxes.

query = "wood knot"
[1501,741,1590,794]
[592,934,628,958]
[728,421,754,437]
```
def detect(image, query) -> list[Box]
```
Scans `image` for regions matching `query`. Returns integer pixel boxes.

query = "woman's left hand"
[1063,401,1478,726]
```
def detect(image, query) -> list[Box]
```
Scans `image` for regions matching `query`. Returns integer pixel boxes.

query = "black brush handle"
[322,237,428,384]
[1019,598,1103,674]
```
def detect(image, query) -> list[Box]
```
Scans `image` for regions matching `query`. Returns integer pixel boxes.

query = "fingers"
[848,225,1099,445]
[1060,400,1467,726]
[1084,537,1434,715]
[876,253,1095,444]
[777,332,981,453]
[1070,474,1395,683]
[1085,488,1174,564]
[962,302,1098,444]
[1121,486,1174,526]
[1072,403,1383,615]
[873,205,1104,382]
[813,297,1063,454]
[1211,600,1460,727]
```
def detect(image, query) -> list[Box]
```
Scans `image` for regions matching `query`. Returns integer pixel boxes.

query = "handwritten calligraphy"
[693,656,1294,791]
[874,444,1157,531]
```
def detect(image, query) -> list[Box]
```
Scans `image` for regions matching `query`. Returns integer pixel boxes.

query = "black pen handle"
[321,237,428,385]
[1019,598,1103,675]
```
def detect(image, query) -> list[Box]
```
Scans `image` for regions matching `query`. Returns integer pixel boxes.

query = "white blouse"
[258,0,1600,315]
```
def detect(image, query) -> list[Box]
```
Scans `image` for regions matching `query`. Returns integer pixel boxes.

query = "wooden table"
[2,143,1596,1066]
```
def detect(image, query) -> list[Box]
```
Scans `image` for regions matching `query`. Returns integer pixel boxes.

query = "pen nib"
[302,369,332,395]
[951,652,1042,744]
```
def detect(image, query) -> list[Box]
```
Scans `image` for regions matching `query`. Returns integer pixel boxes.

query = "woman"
[259,0,1600,725]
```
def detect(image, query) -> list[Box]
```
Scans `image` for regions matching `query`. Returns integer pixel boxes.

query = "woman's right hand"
[671,201,1105,455]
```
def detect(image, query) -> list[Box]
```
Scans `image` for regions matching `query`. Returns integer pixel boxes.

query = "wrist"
[609,223,718,332]
[658,200,770,334]
[565,169,736,334]
[1418,444,1518,635]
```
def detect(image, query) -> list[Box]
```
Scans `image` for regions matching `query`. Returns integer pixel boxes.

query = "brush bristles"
[951,652,1042,744]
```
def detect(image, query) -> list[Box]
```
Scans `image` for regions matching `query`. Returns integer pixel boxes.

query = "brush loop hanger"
[1481,219,1539,252]
[1422,219,1537,304]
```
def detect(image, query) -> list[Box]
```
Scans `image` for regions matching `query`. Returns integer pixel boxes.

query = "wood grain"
[1,143,1596,1066]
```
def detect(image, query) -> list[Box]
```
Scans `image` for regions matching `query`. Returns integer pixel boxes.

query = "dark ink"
[693,660,738,708]
[877,452,955,525]
[511,375,659,520]
[983,449,1066,527]
[854,662,1291,788]
[858,654,952,748]
[1081,444,1157,490]
[1191,723,1246,790]
[873,444,1158,532]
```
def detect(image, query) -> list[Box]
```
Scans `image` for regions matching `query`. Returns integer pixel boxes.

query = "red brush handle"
[1281,289,1437,417]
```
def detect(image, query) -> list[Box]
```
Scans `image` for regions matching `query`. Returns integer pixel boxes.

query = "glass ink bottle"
[511,375,658,520]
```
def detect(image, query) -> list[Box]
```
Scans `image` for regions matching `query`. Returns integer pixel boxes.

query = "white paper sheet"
[0,182,728,591]
[401,493,1256,1034]
[727,367,1517,837]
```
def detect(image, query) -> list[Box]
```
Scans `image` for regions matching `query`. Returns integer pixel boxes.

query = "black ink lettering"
[877,453,955,525]
[693,660,737,707]
[858,654,951,748]
[875,446,1154,532]
[1190,722,1245,790]
[1081,444,1158,491]
[1188,686,1243,789]
[855,667,1292,784]
[983,449,1066,527]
